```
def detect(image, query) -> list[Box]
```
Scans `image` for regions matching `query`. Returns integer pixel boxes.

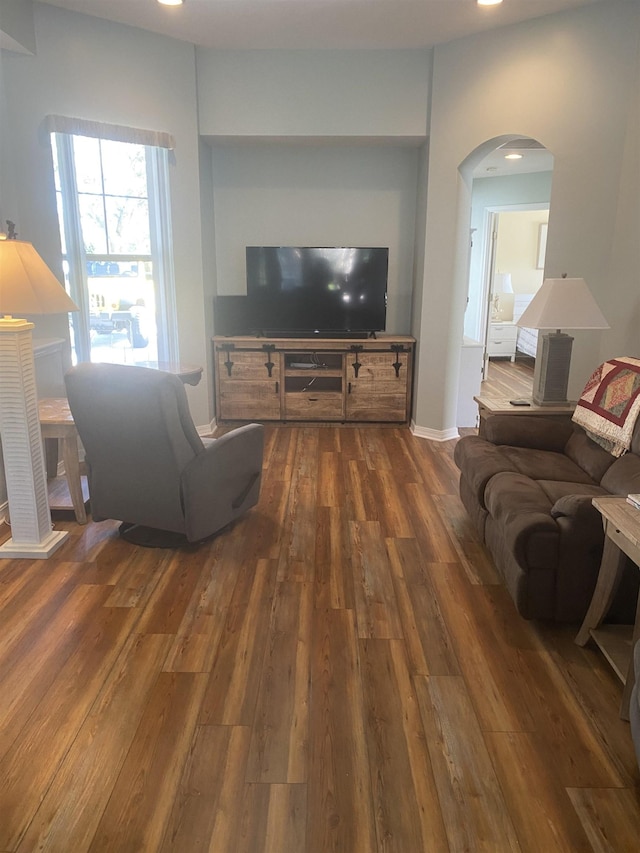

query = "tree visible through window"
[51,131,177,365]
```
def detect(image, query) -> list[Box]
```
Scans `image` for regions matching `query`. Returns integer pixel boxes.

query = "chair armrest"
[180,423,264,542]
[483,415,573,452]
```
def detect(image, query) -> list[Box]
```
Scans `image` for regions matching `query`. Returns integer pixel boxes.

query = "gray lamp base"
[532,331,574,406]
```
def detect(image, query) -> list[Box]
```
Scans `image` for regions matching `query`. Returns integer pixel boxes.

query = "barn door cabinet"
[213,335,414,424]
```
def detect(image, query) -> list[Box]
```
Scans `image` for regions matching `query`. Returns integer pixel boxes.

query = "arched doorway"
[457,136,554,426]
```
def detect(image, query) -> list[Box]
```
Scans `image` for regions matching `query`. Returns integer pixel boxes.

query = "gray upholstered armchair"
[65,363,264,545]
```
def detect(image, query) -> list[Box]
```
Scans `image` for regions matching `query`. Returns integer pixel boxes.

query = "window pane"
[101,140,147,198]
[78,194,107,254]
[88,262,158,364]
[73,136,103,193]
[51,135,61,192]
[55,192,67,254]
[105,196,150,254]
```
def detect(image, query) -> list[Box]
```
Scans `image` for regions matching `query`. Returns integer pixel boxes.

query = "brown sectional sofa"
[454,414,640,622]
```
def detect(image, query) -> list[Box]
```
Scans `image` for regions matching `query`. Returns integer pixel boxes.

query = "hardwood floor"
[1,423,639,851]
[482,357,534,399]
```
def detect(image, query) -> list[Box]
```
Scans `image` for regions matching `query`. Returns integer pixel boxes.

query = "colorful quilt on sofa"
[572,357,640,457]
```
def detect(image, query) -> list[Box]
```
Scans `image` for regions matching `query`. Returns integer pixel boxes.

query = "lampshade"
[516,276,609,407]
[0,238,78,316]
[0,237,78,560]
[516,277,609,331]
[494,273,513,295]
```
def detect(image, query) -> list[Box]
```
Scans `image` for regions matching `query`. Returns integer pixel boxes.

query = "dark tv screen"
[245,246,388,335]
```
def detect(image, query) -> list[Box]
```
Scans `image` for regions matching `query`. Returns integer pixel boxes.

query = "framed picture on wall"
[537,223,548,269]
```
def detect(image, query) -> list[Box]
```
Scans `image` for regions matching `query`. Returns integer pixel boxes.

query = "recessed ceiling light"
[158,0,184,7]
[477,0,503,6]
[505,153,523,160]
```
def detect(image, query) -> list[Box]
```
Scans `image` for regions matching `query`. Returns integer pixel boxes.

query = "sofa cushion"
[600,452,640,496]
[564,429,616,484]
[483,414,573,452]
[536,480,608,505]
[484,472,558,570]
[500,446,597,485]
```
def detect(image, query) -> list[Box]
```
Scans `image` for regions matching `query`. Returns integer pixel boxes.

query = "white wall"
[1,3,210,423]
[414,1,640,433]
[196,49,431,140]
[209,142,419,335]
[496,209,549,304]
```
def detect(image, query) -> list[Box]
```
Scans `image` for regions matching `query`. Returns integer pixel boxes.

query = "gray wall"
[1,2,209,422]
[209,142,419,335]
[413,1,640,434]
[196,49,431,140]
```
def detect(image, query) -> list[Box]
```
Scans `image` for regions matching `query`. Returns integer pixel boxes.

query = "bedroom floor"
[483,357,534,399]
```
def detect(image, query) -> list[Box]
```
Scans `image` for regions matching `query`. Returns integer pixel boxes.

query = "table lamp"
[0,236,79,558]
[516,275,609,405]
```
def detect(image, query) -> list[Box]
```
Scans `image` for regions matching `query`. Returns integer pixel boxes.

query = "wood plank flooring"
[482,358,534,400]
[1,420,639,851]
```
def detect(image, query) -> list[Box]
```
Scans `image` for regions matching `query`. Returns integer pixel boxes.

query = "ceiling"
[473,139,554,177]
[38,0,605,50]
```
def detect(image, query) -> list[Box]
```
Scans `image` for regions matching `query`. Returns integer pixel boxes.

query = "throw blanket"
[572,357,640,457]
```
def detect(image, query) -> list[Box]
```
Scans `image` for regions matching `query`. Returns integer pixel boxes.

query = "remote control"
[509,399,531,406]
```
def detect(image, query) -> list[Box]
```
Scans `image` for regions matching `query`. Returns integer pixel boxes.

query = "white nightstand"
[487,322,517,360]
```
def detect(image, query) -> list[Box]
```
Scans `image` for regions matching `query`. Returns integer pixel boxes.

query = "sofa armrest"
[483,415,574,452]
[550,494,603,525]
[454,435,518,506]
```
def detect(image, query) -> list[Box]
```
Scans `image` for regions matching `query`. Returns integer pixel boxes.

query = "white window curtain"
[45,115,175,150]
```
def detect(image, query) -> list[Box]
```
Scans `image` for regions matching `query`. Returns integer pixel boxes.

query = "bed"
[513,293,538,358]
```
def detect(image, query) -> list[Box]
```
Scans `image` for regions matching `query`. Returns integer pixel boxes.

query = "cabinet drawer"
[489,324,517,343]
[487,339,516,357]
[219,380,281,420]
[216,350,280,381]
[346,391,408,422]
[346,352,409,382]
[284,392,344,420]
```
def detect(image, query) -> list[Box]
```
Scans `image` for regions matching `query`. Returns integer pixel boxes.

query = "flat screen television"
[244,246,388,337]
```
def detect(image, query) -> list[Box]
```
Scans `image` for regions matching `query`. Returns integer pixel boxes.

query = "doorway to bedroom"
[483,205,549,374]
[464,138,554,386]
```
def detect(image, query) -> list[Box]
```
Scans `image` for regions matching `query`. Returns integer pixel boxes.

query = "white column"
[0,318,68,558]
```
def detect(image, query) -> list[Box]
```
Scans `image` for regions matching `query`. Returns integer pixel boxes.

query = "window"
[49,119,177,365]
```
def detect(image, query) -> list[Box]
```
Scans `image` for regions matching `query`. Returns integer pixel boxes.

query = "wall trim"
[411,420,459,442]
[197,420,217,438]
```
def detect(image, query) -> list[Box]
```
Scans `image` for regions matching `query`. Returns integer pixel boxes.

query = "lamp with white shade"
[491,272,513,321]
[516,275,609,406]
[0,236,79,558]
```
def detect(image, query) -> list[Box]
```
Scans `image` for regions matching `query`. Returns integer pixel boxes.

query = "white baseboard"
[197,419,217,438]
[411,420,460,442]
